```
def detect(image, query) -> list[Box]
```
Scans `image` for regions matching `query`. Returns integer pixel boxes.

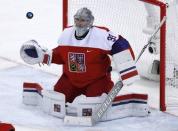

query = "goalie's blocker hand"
[20,40,47,65]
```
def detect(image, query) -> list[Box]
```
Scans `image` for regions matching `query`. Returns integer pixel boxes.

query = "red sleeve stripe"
[43,54,49,64]
[128,47,135,60]
[121,70,138,80]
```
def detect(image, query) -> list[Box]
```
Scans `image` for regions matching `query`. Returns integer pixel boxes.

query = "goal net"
[62,0,178,115]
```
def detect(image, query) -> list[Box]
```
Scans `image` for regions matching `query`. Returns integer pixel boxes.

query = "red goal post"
[62,0,167,111]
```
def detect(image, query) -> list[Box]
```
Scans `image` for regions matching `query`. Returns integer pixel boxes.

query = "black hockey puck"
[26,12,33,19]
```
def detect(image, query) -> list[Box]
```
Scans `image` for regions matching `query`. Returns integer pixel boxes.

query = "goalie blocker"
[23,82,149,124]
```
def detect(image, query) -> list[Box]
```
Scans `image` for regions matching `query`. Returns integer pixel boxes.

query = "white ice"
[0,0,178,131]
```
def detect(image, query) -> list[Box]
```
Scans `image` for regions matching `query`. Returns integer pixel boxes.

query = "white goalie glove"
[20,40,51,65]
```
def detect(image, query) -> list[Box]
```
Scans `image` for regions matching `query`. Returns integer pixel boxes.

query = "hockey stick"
[136,16,167,62]
[64,81,123,126]
[91,80,123,125]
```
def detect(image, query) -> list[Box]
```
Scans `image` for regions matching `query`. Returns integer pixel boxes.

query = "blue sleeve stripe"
[120,66,136,74]
[111,35,130,55]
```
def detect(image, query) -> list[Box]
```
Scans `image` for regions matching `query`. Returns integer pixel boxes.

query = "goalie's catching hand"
[20,40,51,65]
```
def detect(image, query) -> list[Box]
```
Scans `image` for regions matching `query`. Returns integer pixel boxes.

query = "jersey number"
[107,34,117,42]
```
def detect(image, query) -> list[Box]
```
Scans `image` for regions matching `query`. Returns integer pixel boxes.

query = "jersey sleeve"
[42,46,64,65]
[51,46,64,64]
[51,29,71,64]
[111,35,139,85]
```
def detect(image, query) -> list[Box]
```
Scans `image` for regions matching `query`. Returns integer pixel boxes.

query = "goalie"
[20,7,139,104]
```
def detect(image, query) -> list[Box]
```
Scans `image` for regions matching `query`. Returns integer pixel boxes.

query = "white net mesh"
[165,0,178,112]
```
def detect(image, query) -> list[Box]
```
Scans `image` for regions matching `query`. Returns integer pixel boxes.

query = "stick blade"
[64,116,93,126]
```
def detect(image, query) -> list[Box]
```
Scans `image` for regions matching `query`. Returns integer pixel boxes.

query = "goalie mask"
[74,7,94,37]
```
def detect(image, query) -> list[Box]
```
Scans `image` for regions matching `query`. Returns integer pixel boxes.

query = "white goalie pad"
[142,3,159,35]
[148,38,160,55]
[42,90,66,118]
[23,82,43,106]
[66,93,150,122]
[108,93,150,119]
[67,94,107,118]
[23,83,65,118]
[138,56,160,81]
